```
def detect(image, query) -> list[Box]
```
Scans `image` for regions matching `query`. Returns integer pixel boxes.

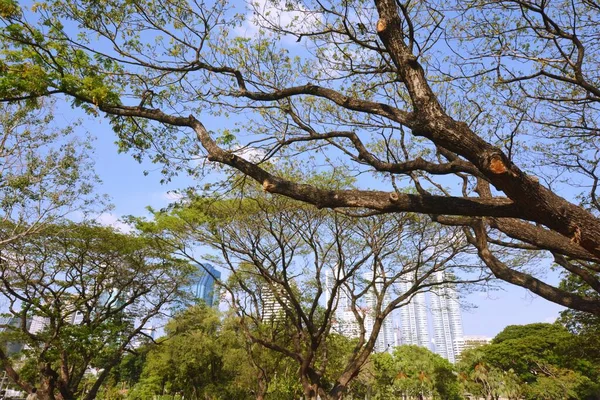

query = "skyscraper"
[364,273,395,353]
[188,263,221,307]
[325,267,360,338]
[430,271,464,363]
[398,280,430,349]
[261,283,291,321]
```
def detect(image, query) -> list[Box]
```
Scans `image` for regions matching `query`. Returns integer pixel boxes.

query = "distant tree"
[488,323,584,382]
[132,305,234,400]
[558,275,600,366]
[372,345,461,400]
[525,366,596,400]
[131,305,303,400]
[99,344,151,398]
[0,223,192,400]
[458,347,522,400]
[140,185,488,400]
[458,323,600,400]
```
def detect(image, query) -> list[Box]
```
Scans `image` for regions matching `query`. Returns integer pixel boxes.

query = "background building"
[430,271,464,363]
[364,273,395,353]
[0,317,24,355]
[325,267,360,338]
[261,284,290,321]
[462,335,492,351]
[187,263,221,307]
[398,280,430,349]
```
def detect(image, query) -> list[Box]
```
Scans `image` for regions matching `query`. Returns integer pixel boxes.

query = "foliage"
[457,323,600,400]
[126,305,304,400]
[0,222,193,400]
[2,0,600,317]
[371,345,461,400]
[0,101,99,247]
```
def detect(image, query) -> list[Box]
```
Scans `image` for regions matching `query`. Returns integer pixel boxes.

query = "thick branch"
[471,222,600,315]
[373,0,600,259]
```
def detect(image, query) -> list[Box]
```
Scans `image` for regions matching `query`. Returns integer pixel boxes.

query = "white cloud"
[163,191,184,201]
[236,0,323,43]
[96,213,133,233]
[233,146,268,162]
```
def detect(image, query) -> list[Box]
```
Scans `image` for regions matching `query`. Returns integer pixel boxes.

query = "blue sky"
[39,0,567,339]
[74,108,565,338]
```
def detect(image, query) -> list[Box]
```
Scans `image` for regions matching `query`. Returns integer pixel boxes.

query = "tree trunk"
[255,369,268,400]
[301,375,321,400]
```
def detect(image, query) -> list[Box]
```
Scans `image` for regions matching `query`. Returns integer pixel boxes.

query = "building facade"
[325,267,360,338]
[398,280,430,349]
[462,335,492,351]
[188,263,221,307]
[364,273,395,353]
[261,283,290,321]
[430,271,464,363]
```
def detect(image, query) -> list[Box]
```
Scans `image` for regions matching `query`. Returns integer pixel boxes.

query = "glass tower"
[189,263,221,307]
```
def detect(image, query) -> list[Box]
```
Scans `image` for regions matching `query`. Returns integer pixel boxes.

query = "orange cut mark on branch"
[571,225,582,245]
[262,179,275,192]
[489,156,508,174]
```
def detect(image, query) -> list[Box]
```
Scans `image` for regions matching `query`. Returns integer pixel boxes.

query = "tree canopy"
[0,101,98,247]
[0,222,193,400]
[1,0,599,314]
[137,185,487,399]
[457,323,600,400]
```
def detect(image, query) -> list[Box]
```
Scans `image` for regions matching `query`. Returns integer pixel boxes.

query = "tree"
[132,305,234,400]
[487,323,590,383]
[129,305,303,400]
[140,186,488,399]
[0,100,98,247]
[0,222,192,400]
[372,345,462,400]
[457,323,600,400]
[558,275,600,367]
[2,0,600,314]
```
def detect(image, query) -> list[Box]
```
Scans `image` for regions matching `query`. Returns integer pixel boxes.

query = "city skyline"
[323,269,475,362]
[398,280,430,349]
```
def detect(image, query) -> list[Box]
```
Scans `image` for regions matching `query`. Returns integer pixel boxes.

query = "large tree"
[457,323,600,400]
[1,0,600,313]
[0,223,192,400]
[141,187,488,399]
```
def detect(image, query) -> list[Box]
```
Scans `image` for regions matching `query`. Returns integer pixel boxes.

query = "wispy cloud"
[163,191,184,201]
[236,0,323,43]
[96,212,133,233]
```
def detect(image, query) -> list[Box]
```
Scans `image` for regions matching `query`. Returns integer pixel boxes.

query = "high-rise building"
[325,267,360,338]
[187,263,221,307]
[28,296,87,335]
[431,271,464,363]
[398,280,430,349]
[261,284,290,321]
[364,273,395,353]
[28,315,49,334]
